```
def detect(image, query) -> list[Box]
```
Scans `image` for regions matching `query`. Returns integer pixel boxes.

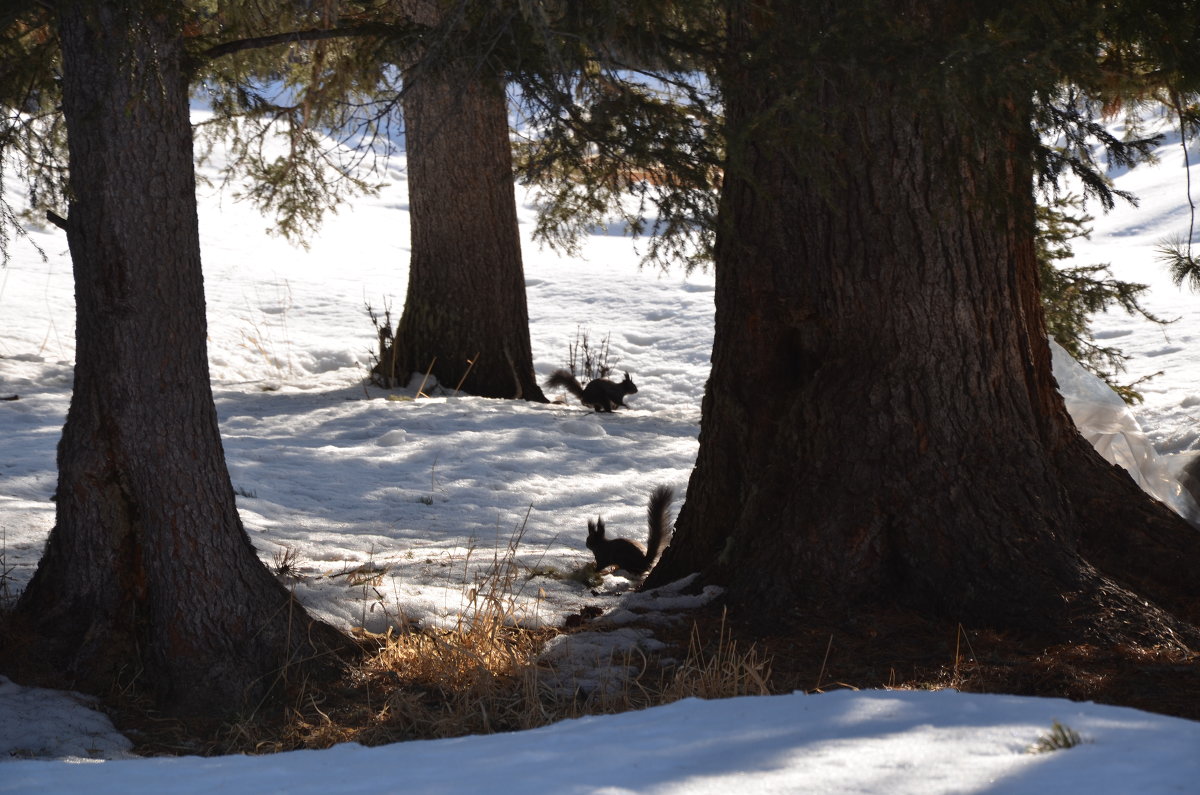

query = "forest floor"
[52,592,1198,757]
[686,601,1200,723]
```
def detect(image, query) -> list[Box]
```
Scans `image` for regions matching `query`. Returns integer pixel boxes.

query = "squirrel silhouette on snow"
[545,369,637,412]
[587,485,674,576]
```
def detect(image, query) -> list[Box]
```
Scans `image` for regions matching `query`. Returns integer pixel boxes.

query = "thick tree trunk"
[382,55,546,401]
[648,1,1200,646]
[12,1,351,718]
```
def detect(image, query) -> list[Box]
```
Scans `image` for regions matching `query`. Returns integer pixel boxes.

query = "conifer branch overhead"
[1159,240,1200,293]
[194,22,412,68]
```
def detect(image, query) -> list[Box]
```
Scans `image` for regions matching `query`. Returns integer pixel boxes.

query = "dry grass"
[1029,720,1087,753]
[678,603,1200,723]
[15,580,1200,758]
[102,569,1200,758]
[662,611,773,701]
[202,522,777,755]
[247,606,775,754]
[238,281,295,382]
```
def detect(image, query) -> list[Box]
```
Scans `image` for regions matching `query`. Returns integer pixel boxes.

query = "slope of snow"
[3,688,1200,794]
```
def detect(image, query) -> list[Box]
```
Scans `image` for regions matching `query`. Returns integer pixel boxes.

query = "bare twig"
[416,357,437,397]
[453,352,481,395]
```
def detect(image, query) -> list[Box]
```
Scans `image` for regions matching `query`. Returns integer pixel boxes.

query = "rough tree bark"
[647,0,1200,646]
[12,0,351,718]
[380,39,546,401]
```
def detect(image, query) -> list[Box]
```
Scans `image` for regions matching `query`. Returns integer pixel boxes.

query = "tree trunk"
[647,0,1200,647]
[382,54,546,401]
[12,0,351,718]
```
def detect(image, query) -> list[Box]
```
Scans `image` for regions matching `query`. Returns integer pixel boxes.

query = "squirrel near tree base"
[587,485,675,576]
[544,368,637,412]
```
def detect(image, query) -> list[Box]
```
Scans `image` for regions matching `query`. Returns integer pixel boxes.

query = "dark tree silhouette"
[12,0,351,718]
[647,0,1200,647]
[384,55,547,400]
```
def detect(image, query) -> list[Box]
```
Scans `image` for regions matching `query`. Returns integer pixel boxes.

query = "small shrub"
[1029,720,1087,753]
[564,327,616,381]
[366,300,400,389]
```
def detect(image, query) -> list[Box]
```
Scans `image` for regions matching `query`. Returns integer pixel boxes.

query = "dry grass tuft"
[663,610,773,701]
[268,608,776,751]
[48,589,1200,760]
[210,527,775,755]
[1029,720,1087,753]
[358,621,557,738]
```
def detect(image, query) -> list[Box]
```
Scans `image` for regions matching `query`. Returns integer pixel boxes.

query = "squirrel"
[545,369,637,412]
[587,485,675,576]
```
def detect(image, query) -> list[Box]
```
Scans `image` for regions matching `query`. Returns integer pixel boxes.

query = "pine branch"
[194,22,410,68]
[1159,241,1200,292]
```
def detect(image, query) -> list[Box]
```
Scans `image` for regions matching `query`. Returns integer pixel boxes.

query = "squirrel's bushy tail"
[646,485,675,563]
[545,368,585,398]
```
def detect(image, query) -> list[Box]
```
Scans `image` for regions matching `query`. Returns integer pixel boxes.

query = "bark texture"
[13,0,350,717]
[647,0,1200,646]
[382,53,546,401]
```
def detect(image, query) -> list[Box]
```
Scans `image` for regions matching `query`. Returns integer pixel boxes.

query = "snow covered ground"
[1,105,1198,791]
[5,684,1200,794]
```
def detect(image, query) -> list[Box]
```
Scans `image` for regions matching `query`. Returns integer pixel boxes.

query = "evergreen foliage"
[5,0,1200,317]
[188,4,416,244]
[505,1,725,271]
[5,0,1200,260]
[1,3,64,263]
[1156,94,1200,292]
[513,77,721,273]
[1161,241,1200,292]
[502,1,1200,281]
[0,2,423,254]
[1037,194,1167,402]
